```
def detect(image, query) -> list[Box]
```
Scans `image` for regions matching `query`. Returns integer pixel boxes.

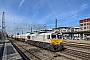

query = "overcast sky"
[0,0,90,34]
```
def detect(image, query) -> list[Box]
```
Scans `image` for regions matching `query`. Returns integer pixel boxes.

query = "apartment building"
[79,18,90,31]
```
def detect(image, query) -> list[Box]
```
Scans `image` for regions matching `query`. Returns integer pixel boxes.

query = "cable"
[6,0,89,34]
[58,9,90,26]
[44,8,90,28]
[65,0,73,14]
[59,10,87,21]
[16,0,33,22]
[0,0,5,12]
[17,0,89,32]
[22,0,45,22]
[5,12,19,25]
[12,0,46,33]
[47,0,56,17]
[39,0,87,23]
[14,0,45,29]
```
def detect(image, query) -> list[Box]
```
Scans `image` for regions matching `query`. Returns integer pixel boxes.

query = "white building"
[52,26,79,33]
[52,26,79,40]
[79,18,90,31]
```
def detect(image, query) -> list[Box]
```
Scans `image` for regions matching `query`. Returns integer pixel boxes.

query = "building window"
[80,27,83,30]
[87,23,90,25]
[84,23,86,26]
[80,24,83,26]
[84,27,86,29]
[80,20,83,23]
[87,27,89,29]
[87,23,89,25]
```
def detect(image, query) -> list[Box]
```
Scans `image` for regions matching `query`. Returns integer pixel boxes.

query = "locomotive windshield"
[57,35,62,39]
[52,35,56,39]
[52,33,62,39]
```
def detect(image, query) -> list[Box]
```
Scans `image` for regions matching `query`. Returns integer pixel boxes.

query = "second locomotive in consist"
[12,31,64,51]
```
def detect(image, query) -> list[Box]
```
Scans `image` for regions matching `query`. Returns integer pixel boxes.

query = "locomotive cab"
[50,33,63,51]
[50,34,63,45]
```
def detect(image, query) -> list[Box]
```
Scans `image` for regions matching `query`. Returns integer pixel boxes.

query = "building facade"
[79,18,90,31]
[52,27,79,40]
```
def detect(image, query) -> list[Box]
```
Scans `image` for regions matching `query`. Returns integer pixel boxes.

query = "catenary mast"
[2,12,6,39]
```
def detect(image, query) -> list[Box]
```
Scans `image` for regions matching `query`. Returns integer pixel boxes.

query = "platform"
[0,39,23,60]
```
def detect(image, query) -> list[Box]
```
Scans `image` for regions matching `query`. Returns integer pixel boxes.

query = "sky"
[0,0,90,35]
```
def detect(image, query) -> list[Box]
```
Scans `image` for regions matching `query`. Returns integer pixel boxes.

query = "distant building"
[52,27,71,33]
[71,27,79,32]
[52,26,79,40]
[52,26,79,33]
[33,29,52,33]
[79,18,90,31]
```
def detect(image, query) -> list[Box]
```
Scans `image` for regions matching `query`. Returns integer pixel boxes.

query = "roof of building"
[52,26,79,30]
[62,30,90,34]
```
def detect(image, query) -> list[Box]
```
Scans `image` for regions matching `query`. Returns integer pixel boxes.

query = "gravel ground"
[10,39,72,60]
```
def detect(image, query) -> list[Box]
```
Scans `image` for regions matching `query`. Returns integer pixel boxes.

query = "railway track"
[10,39,42,60]
[9,39,74,60]
[63,42,90,50]
[10,40,30,60]
[60,48,90,60]
[60,41,90,60]
[9,38,90,60]
[63,42,90,49]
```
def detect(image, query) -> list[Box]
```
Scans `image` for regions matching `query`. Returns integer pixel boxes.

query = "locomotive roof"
[19,33,31,36]
[30,33,38,36]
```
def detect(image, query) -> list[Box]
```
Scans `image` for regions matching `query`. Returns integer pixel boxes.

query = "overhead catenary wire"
[39,0,87,24]
[4,0,45,29]
[5,0,86,26]
[5,13,19,25]
[4,0,88,31]
[44,8,90,28]
[59,9,88,21]
[47,0,87,18]
[58,9,90,26]
[22,0,45,22]
[0,0,5,12]
[47,0,56,18]
[65,0,74,14]
[16,0,33,22]
[14,0,46,32]
[12,0,46,33]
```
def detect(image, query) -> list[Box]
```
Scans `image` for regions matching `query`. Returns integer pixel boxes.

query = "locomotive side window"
[52,35,56,39]
[27,36,30,39]
[47,35,50,39]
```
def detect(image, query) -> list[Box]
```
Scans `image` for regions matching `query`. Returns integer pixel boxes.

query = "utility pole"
[22,31,23,34]
[2,12,6,39]
[55,19,57,28]
[31,27,32,33]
